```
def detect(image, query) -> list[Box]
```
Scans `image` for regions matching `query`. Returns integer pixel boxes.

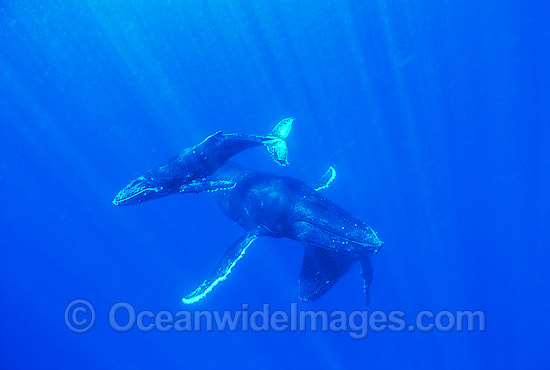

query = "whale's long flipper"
[179,179,236,194]
[263,118,294,166]
[310,166,336,191]
[182,229,260,304]
[299,244,355,302]
[359,255,374,306]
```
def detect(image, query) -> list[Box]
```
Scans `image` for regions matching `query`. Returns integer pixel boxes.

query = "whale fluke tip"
[270,117,293,140]
[264,117,294,166]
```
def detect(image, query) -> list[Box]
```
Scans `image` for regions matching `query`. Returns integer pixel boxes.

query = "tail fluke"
[264,117,294,166]
[269,117,293,139]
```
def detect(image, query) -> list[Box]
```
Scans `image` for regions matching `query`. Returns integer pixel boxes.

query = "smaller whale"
[113,118,293,206]
[179,162,383,305]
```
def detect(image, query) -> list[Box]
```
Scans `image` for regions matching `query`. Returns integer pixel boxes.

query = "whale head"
[112,175,167,206]
[291,194,383,254]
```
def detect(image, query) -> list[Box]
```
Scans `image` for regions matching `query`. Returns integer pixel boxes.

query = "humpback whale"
[112,118,294,206]
[179,162,383,305]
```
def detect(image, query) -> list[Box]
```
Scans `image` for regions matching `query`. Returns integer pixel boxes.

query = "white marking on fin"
[314,166,336,191]
[181,235,258,304]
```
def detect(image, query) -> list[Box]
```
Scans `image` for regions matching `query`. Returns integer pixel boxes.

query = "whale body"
[112,118,293,206]
[180,162,383,305]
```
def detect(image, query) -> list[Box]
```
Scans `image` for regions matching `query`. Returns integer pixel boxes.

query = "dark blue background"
[0,1,548,369]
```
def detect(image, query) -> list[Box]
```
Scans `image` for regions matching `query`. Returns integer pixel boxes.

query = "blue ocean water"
[0,1,548,369]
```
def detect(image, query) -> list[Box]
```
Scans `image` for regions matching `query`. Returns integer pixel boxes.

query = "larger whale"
[113,118,293,206]
[179,162,383,305]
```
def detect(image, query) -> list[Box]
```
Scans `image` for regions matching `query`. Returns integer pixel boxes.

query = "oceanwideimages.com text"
[65,300,485,339]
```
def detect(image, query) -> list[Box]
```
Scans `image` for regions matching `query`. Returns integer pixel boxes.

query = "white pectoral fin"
[179,179,236,194]
[182,229,260,304]
[310,166,336,191]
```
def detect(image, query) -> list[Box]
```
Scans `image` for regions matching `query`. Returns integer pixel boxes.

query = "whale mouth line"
[113,187,160,205]
[296,220,372,246]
